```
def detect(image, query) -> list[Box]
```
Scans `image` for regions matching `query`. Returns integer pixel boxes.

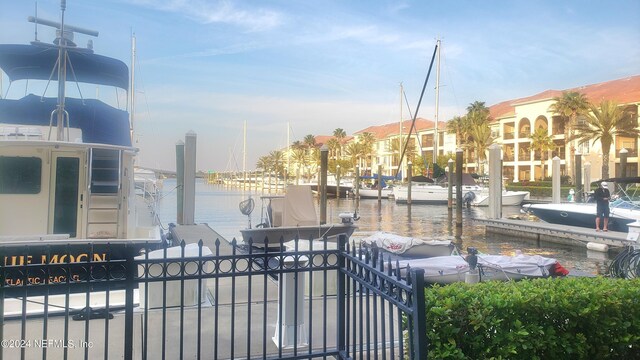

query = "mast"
[433,38,441,166]
[55,0,68,141]
[243,120,247,182]
[399,82,403,178]
[130,32,136,142]
[286,121,290,185]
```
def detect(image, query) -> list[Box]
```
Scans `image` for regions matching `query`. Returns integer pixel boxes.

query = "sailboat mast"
[243,119,247,181]
[433,38,441,166]
[399,82,403,177]
[130,32,136,142]
[286,121,290,185]
[56,0,68,141]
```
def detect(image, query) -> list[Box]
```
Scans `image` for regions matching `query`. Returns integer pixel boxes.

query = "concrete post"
[456,149,463,227]
[552,156,561,204]
[377,164,382,203]
[574,150,582,202]
[320,145,328,225]
[355,165,360,200]
[488,143,502,219]
[447,158,454,210]
[336,165,341,199]
[407,161,413,205]
[620,148,628,192]
[584,161,591,199]
[183,131,197,225]
[175,140,184,225]
[273,255,308,349]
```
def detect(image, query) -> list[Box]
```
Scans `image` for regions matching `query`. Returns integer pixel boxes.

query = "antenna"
[34,2,38,41]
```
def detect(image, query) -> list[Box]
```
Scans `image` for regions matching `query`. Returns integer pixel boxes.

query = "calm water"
[156,178,610,276]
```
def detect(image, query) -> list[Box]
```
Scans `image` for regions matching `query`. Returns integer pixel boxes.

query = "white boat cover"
[361,231,452,254]
[397,254,558,277]
[282,185,318,227]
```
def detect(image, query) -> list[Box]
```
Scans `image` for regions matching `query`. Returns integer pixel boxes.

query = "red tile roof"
[313,135,354,147]
[354,118,446,140]
[489,75,640,120]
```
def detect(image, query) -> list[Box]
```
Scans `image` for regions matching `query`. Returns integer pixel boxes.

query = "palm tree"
[344,142,363,169]
[358,132,376,172]
[333,128,347,160]
[548,91,590,180]
[446,116,465,148]
[530,127,554,180]
[326,138,340,161]
[468,122,494,174]
[571,100,639,179]
[303,134,316,150]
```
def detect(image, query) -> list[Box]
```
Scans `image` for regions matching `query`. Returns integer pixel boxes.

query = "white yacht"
[0,9,163,255]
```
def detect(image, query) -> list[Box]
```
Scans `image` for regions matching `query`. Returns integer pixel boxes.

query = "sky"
[1,0,639,172]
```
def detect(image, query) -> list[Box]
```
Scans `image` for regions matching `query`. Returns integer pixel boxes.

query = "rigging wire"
[394,42,438,179]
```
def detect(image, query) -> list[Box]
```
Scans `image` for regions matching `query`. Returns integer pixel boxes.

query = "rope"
[608,245,640,279]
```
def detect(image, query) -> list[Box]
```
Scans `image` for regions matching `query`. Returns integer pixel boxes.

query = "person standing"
[594,181,611,231]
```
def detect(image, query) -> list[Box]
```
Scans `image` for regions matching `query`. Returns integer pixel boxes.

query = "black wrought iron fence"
[0,235,427,360]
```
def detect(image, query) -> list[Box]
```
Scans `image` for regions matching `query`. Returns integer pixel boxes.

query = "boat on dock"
[239,185,357,250]
[353,231,455,258]
[0,3,163,295]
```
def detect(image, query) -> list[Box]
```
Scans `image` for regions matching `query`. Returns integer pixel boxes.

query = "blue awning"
[0,44,128,89]
[0,94,132,147]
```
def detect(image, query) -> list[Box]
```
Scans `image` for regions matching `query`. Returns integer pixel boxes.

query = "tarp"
[0,44,128,89]
[0,94,132,147]
[282,185,317,227]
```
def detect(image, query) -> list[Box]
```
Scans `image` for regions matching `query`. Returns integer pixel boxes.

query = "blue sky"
[1,0,639,171]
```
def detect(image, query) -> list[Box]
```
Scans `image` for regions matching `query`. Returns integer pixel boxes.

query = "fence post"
[124,251,137,359]
[411,268,427,359]
[336,234,347,357]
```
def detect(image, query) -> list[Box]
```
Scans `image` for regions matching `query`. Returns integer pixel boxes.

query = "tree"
[345,142,363,169]
[326,138,340,161]
[571,100,639,179]
[446,116,465,148]
[468,122,494,175]
[548,91,590,180]
[333,128,347,160]
[530,127,554,180]
[358,132,376,172]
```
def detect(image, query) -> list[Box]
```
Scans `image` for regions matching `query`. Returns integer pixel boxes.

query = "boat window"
[0,157,42,194]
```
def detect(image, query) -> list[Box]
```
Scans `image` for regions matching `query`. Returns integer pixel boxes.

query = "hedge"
[506,185,574,198]
[423,277,640,359]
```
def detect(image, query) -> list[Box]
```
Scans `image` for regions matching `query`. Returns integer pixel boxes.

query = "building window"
[616,136,638,157]
[503,123,515,140]
[422,134,434,147]
[0,157,42,194]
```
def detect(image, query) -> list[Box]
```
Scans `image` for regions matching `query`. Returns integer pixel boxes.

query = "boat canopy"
[0,94,132,147]
[0,44,128,89]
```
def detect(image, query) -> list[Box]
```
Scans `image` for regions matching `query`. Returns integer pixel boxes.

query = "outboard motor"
[463,191,476,208]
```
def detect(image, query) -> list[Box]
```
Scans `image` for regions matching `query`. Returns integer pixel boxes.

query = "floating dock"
[476,218,635,250]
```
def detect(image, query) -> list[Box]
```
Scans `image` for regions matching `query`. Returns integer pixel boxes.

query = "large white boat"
[394,174,529,206]
[0,7,163,259]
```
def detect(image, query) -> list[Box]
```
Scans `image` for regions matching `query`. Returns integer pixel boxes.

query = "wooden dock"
[475,218,635,250]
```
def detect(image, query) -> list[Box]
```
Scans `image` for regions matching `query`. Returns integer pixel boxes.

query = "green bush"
[506,185,573,198]
[423,277,640,359]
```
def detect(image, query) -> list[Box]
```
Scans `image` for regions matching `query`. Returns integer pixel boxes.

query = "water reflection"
[156,179,612,276]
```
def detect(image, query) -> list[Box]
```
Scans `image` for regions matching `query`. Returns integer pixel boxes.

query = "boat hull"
[241,223,357,249]
[357,188,393,199]
[525,203,637,232]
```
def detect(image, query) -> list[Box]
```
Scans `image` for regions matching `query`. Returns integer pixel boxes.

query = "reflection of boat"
[394,253,566,284]
[355,231,455,258]
[0,3,162,263]
[239,185,357,250]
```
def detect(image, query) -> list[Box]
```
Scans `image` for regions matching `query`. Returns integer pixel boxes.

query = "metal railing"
[0,235,427,359]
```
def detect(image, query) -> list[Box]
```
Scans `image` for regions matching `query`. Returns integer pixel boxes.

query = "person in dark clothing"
[594,181,611,231]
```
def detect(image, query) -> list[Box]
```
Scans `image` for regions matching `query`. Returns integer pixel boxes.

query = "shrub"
[423,277,640,359]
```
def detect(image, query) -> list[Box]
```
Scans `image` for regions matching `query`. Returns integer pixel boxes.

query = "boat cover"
[361,231,451,254]
[0,94,131,147]
[282,185,318,227]
[397,254,559,277]
[0,44,128,89]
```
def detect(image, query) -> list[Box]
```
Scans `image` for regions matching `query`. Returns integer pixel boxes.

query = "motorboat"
[135,167,163,202]
[393,252,567,284]
[0,3,163,289]
[357,186,394,199]
[523,177,640,233]
[395,173,529,206]
[523,199,640,233]
[239,185,357,250]
[354,231,455,258]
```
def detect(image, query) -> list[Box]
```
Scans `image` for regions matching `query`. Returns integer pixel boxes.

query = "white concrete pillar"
[488,144,502,219]
[183,131,197,225]
[273,255,309,349]
[552,156,561,204]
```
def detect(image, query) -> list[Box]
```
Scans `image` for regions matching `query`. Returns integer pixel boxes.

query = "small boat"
[239,185,357,250]
[466,189,531,206]
[355,231,455,258]
[357,186,394,199]
[393,253,567,284]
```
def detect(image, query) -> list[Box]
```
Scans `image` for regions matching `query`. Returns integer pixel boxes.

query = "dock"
[475,218,635,250]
